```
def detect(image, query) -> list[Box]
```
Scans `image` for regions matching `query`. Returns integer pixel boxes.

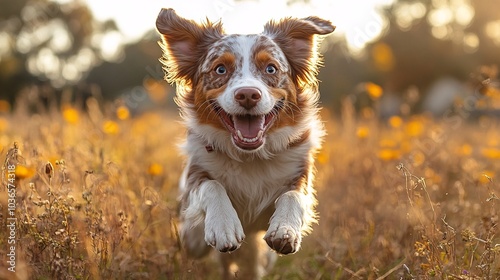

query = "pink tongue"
[233,115,265,138]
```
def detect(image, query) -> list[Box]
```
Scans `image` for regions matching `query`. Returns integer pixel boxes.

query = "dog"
[156,8,334,279]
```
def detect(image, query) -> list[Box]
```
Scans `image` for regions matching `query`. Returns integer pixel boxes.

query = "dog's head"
[156,9,334,153]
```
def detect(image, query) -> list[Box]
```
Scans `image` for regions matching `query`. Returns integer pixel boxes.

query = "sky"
[80,0,395,52]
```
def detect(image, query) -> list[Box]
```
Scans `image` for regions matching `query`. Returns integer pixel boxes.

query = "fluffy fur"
[156,8,334,279]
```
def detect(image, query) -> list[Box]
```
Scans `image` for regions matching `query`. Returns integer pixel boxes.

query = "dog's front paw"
[204,210,245,253]
[264,224,301,255]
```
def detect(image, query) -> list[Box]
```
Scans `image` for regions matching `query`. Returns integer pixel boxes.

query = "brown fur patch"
[180,164,213,210]
[192,83,228,131]
[201,52,236,90]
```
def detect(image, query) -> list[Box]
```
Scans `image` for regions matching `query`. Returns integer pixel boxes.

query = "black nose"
[234,87,261,110]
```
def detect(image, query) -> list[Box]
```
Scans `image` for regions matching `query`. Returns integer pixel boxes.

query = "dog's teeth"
[257,130,263,138]
[236,130,263,143]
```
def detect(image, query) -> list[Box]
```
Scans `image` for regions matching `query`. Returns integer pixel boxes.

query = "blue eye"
[215,65,227,75]
[265,65,277,74]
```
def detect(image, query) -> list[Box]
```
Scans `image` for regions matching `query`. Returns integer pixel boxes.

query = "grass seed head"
[45,161,54,179]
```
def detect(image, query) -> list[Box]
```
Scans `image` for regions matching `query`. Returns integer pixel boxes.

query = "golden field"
[0,95,499,280]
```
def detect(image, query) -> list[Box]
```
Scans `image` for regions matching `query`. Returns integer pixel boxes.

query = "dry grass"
[0,95,499,279]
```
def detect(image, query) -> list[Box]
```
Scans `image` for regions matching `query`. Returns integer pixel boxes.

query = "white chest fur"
[180,132,312,224]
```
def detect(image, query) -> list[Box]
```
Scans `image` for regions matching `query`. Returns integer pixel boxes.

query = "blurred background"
[1,1,500,278]
[0,0,499,118]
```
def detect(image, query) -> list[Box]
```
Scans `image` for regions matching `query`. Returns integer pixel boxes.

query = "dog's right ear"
[156,8,224,84]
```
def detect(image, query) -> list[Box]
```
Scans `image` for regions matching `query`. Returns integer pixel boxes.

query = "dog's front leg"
[182,180,245,253]
[264,190,315,255]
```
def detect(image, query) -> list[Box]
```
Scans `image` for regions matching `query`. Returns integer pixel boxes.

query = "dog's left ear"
[264,17,335,87]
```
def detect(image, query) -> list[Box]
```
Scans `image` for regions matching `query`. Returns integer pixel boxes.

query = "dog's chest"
[200,149,306,222]
[209,152,300,187]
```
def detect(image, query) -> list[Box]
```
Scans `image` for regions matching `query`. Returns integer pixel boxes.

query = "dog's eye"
[215,65,227,75]
[265,64,277,74]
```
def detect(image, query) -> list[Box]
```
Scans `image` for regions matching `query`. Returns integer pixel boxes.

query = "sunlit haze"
[11,0,481,89]
[80,0,395,51]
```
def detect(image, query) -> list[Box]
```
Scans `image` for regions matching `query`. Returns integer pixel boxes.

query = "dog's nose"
[234,87,261,110]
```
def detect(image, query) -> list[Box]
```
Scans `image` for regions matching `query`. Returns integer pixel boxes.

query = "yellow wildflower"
[388,116,403,128]
[102,120,120,135]
[378,149,401,161]
[371,42,395,72]
[316,150,330,165]
[356,126,370,139]
[62,106,79,124]
[148,163,163,176]
[405,118,424,137]
[479,171,495,184]
[365,82,383,100]
[481,148,500,159]
[116,106,130,120]
[14,165,36,179]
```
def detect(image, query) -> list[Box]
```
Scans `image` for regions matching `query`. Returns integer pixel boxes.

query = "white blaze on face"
[216,35,275,116]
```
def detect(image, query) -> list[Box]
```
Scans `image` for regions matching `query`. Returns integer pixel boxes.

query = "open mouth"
[211,101,283,150]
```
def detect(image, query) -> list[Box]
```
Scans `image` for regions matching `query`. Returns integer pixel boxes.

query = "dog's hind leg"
[179,220,211,258]
[219,231,277,280]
